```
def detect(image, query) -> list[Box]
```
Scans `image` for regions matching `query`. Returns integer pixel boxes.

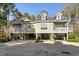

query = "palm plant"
[13,8,22,20]
[2,3,15,25]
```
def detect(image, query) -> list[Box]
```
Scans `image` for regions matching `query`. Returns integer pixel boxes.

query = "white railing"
[13,27,35,33]
[53,27,67,32]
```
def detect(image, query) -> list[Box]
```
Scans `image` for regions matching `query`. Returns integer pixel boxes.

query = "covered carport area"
[54,33,68,41]
[10,33,36,40]
[35,33,51,40]
[40,33,50,40]
[24,33,36,40]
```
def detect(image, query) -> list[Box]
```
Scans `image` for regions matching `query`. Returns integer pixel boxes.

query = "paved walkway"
[54,40,79,46]
[3,40,35,46]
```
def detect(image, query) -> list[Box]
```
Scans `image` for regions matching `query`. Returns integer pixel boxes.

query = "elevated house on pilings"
[3,11,73,41]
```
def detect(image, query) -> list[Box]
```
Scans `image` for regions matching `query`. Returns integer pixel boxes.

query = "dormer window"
[56,12,63,20]
[40,10,48,20]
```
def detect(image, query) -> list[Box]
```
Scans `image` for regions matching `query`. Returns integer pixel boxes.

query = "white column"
[36,33,38,39]
[64,36,65,41]
[67,22,69,41]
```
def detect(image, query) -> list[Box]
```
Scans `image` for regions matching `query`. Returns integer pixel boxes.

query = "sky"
[15,3,65,17]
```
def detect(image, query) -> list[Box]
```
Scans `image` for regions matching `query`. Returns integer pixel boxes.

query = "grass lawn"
[68,39,79,43]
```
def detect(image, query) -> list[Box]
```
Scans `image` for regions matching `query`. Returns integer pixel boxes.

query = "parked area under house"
[10,33,68,41]
[10,33,50,40]
[54,33,67,41]
[10,33,36,40]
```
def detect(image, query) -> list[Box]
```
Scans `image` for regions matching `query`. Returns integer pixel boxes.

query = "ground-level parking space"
[40,33,50,39]
[54,33,67,41]
[10,33,36,40]
[0,40,79,56]
[10,33,51,40]
[10,33,68,41]
[24,34,36,40]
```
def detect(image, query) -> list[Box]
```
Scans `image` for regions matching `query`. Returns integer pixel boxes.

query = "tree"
[13,8,22,20]
[63,4,79,20]
[2,3,15,24]
[63,3,79,37]
[0,3,15,29]
[0,3,16,32]
[31,15,36,21]
[23,12,31,19]
[0,12,7,30]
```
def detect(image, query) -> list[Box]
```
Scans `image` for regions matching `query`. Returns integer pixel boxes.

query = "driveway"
[0,40,79,56]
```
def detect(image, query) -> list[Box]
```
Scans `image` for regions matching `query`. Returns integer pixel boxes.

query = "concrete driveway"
[0,40,79,56]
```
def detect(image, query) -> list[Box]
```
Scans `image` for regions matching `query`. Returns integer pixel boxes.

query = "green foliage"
[68,33,79,42]
[13,8,22,20]
[0,32,11,42]
[31,15,36,21]
[68,38,79,42]
[49,34,55,41]
[0,3,16,30]
[63,4,79,36]
[63,4,79,20]
[0,37,9,42]
[68,33,76,39]
[0,32,12,42]
[23,12,31,19]
[53,34,56,39]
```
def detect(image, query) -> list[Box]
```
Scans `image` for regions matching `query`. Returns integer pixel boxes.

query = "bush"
[0,32,11,43]
[53,34,56,40]
[68,33,79,42]
[68,38,79,42]
[68,33,76,39]
[0,36,9,42]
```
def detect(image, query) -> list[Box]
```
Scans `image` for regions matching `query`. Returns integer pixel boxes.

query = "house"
[3,11,73,41]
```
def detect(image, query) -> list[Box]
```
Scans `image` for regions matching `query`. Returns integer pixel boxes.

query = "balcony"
[14,28,23,33]
[13,27,35,33]
[53,27,67,33]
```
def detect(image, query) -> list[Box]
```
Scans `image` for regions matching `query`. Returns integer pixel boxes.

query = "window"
[28,25,31,28]
[54,22,66,27]
[41,24,47,30]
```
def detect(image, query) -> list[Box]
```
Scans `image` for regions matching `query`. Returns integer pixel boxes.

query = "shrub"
[53,34,56,39]
[0,36,9,42]
[68,33,76,39]
[0,32,11,43]
[68,38,79,42]
[68,33,79,42]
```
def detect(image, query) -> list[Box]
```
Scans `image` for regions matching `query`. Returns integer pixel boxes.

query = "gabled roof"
[10,19,70,25]
[40,10,48,15]
[10,17,30,25]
